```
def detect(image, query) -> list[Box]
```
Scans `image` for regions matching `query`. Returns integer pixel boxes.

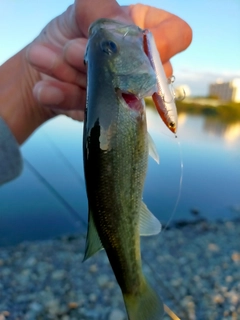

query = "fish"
[83,18,163,320]
[143,29,178,134]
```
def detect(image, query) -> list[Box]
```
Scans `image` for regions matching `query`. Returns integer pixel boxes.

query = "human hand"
[0,0,192,144]
[27,1,192,121]
[26,1,131,122]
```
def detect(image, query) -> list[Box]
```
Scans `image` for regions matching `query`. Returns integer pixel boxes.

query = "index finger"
[74,0,132,37]
[127,4,193,63]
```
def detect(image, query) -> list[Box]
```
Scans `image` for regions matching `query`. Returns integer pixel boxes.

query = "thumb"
[74,0,132,37]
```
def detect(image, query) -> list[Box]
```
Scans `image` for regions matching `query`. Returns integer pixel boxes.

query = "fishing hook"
[163,75,186,102]
[176,88,186,101]
[162,75,176,104]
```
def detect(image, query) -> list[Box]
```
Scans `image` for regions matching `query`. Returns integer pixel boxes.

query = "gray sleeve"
[0,118,23,185]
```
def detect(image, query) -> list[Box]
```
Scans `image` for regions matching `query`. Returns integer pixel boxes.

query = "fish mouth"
[117,89,144,112]
[122,92,142,110]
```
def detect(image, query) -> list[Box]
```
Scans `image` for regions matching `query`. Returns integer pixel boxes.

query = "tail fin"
[123,279,164,320]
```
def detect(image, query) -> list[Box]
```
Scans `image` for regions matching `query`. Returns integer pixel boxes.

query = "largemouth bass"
[83,19,163,320]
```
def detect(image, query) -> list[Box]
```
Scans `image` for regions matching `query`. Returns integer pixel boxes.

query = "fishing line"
[42,130,85,187]
[28,128,185,318]
[142,254,190,320]
[162,138,184,233]
[146,104,183,231]
[24,158,88,228]
[41,130,88,228]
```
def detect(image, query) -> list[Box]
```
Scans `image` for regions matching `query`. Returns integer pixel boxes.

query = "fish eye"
[100,40,118,55]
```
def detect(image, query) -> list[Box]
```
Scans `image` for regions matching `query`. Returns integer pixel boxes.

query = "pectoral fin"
[148,133,159,164]
[83,209,103,261]
[139,202,161,236]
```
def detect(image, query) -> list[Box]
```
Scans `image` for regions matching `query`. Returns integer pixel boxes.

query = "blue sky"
[1,0,239,96]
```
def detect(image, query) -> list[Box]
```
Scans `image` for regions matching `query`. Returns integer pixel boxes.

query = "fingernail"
[27,44,57,70]
[35,84,64,105]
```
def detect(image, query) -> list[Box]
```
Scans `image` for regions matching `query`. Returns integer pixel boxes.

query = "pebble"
[208,243,220,252]
[0,220,240,319]
[213,294,224,305]
[24,257,37,267]
[89,293,97,302]
[46,299,60,315]
[28,302,42,313]
[108,308,126,320]
[1,312,9,317]
[51,269,66,280]
[97,274,110,288]
[68,302,78,309]
[89,264,98,273]
[231,252,240,262]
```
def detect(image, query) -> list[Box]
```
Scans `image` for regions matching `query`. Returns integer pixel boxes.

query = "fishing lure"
[143,29,178,134]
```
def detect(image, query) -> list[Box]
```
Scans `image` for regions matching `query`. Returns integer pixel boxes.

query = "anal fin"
[140,202,161,236]
[148,132,159,164]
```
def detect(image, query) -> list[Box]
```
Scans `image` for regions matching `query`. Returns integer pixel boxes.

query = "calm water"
[1,107,240,246]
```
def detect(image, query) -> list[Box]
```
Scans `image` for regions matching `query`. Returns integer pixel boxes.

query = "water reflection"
[146,107,240,221]
[202,117,240,145]
[0,107,240,246]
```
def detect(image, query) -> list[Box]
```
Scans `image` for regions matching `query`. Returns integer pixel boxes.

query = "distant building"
[209,78,240,102]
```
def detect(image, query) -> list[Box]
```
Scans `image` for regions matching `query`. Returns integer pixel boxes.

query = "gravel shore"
[0,219,240,320]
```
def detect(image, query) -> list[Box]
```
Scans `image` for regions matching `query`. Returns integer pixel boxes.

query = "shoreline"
[0,219,240,320]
